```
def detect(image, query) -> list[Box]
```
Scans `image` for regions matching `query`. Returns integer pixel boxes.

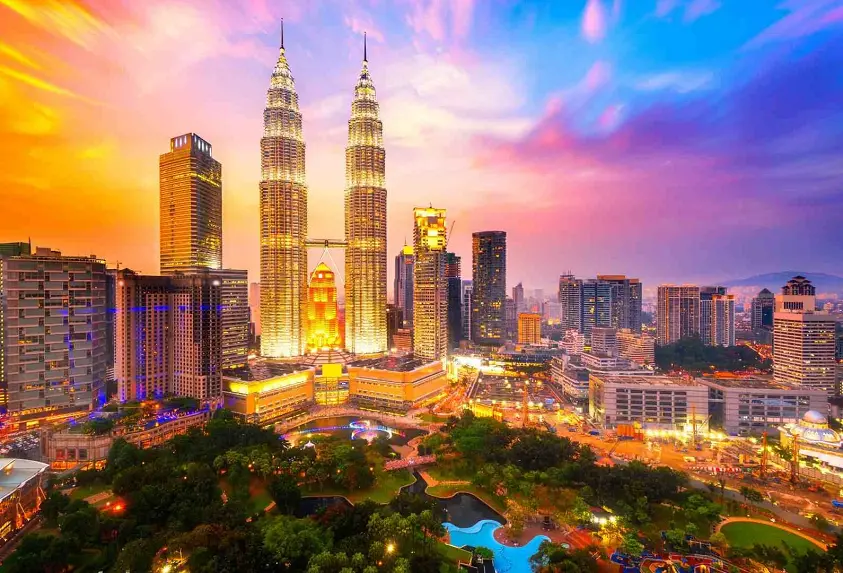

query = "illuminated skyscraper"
[345,34,387,354]
[472,231,506,345]
[656,285,700,345]
[394,245,414,328]
[306,263,341,352]
[445,252,462,349]
[260,24,308,357]
[413,207,448,361]
[159,133,222,274]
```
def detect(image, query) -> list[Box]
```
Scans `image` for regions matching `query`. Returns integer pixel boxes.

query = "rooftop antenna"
[281,18,284,50]
[363,31,367,63]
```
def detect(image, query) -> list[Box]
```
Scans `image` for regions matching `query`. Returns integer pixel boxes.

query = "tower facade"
[260,28,308,357]
[159,133,222,274]
[471,231,506,345]
[306,263,341,352]
[751,288,775,330]
[394,245,414,328]
[597,275,642,333]
[413,207,448,361]
[656,285,700,346]
[446,252,462,349]
[558,274,583,333]
[345,36,387,354]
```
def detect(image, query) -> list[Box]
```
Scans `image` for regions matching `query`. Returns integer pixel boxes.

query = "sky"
[1,0,842,295]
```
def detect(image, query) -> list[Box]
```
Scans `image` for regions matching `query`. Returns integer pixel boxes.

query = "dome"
[802,410,828,425]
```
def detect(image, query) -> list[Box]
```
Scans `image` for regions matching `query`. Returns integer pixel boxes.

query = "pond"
[284,416,426,447]
[445,519,549,573]
[295,495,353,518]
[401,471,506,528]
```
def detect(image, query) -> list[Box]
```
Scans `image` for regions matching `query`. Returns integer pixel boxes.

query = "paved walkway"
[85,490,113,505]
[715,517,828,550]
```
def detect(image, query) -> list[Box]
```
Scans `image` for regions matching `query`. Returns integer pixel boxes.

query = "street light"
[386,542,396,554]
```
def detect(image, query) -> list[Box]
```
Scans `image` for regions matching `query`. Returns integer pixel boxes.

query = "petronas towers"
[260,27,387,357]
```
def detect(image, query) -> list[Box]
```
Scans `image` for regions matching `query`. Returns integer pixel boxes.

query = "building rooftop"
[349,354,434,372]
[696,374,822,391]
[0,458,49,502]
[224,360,313,382]
[596,375,697,387]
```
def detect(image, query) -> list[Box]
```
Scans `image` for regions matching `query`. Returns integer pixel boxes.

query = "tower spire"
[364,31,367,63]
[281,18,285,50]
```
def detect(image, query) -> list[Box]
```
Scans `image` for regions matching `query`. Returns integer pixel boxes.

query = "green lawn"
[435,540,473,564]
[419,413,450,423]
[720,521,824,554]
[67,483,111,501]
[301,469,416,504]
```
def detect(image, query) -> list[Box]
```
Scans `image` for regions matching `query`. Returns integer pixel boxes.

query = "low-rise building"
[697,375,827,436]
[617,329,655,366]
[0,458,48,545]
[348,355,447,413]
[40,408,212,471]
[517,313,542,345]
[589,374,707,429]
[223,362,315,425]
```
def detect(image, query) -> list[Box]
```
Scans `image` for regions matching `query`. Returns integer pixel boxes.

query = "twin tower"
[260,26,387,358]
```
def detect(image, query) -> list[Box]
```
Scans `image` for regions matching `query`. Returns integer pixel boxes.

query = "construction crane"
[790,432,800,484]
[760,431,769,480]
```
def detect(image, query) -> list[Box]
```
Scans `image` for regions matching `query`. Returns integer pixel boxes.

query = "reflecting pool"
[444,519,549,573]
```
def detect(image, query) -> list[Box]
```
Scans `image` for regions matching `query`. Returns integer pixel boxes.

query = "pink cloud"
[685,0,721,22]
[582,0,606,43]
[598,103,623,130]
[451,0,475,38]
[344,15,386,42]
[744,0,843,49]
[584,60,611,90]
[405,0,476,45]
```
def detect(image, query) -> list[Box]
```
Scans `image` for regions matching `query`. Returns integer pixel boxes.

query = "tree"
[620,534,644,556]
[811,513,831,532]
[750,543,788,570]
[530,541,600,573]
[40,491,70,525]
[709,532,728,549]
[268,473,302,515]
[475,546,494,559]
[58,504,100,548]
[112,538,162,573]
[739,486,764,505]
[2,534,73,573]
[262,515,331,570]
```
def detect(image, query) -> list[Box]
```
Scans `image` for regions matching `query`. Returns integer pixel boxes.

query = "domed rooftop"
[803,410,828,425]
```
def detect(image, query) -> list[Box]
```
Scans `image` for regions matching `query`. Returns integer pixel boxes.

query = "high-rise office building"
[306,263,341,352]
[709,294,735,347]
[0,248,107,429]
[518,313,541,345]
[597,275,642,333]
[345,35,387,354]
[512,282,524,314]
[582,279,612,336]
[260,27,308,358]
[461,280,473,341]
[504,298,516,341]
[386,305,403,350]
[115,269,221,402]
[215,269,249,369]
[159,134,248,369]
[558,274,583,333]
[0,242,30,257]
[656,285,700,346]
[105,269,116,385]
[394,245,414,328]
[446,252,462,349]
[751,288,775,330]
[159,133,222,274]
[471,231,506,345]
[774,276,835,392]
[413,207,448,361]
[699,286,727,346]
[249,282,261,337]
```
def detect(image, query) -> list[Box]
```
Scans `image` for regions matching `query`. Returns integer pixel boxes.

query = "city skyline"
[1,1,843,290]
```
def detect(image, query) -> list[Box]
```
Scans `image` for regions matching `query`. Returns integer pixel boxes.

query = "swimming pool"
[444,519,550,573]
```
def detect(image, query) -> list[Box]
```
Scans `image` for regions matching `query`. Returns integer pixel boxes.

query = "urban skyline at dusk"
[1,0,842,290]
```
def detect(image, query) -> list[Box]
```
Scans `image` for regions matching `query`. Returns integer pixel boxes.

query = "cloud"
[405,0,476,44]
[744,0,843,49]
[0,0,113,48]
[635,70,713,93]
[655,0,721,22]
[582,0,607,43]
[344,14,385,43]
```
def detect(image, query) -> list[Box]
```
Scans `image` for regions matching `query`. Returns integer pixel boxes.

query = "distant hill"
[722,272,843,295]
